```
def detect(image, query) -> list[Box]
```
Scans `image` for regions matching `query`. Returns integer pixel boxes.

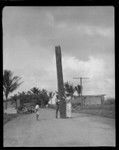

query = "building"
[72,95,105,105]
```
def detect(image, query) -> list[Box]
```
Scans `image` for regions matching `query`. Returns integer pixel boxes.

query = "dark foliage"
[64,81,75,97]
[3,70,22,101]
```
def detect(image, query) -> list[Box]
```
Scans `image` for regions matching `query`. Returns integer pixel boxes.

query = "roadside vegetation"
[72,98,115,119]
[3,70,23,109]
[49,101,115,119]
[4,113,20,124]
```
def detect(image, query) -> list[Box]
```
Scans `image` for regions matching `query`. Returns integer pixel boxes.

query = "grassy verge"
[72,104,115,119]
[4,113,20,125]
[45,103,115,119]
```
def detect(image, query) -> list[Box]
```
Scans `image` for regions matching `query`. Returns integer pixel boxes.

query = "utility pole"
[55,46,66,118]
[73,77,89,106]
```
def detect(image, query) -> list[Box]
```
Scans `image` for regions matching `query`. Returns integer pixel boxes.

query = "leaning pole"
[55,46,66,118]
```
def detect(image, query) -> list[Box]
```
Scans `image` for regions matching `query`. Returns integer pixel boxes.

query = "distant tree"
[40,89,49,107]
[30,87,40,95]
[3,70,22,109]
[64,81,75,97]
[17,91,27,105]
[27,90,32,95]
[10,87,53,108]
[30,87,40,104]
[75,84,82,96]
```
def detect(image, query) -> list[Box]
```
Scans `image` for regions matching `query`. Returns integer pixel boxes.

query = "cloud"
[3,7,114,98]
[6,45,115,98]
[56,22,114,38]
[62,55,105,80]
[62,55,115,97]
[6,50,115,98]
[78,25,114,37]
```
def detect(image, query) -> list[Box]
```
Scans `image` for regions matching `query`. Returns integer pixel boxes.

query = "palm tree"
[64,81,75,97]
[75,84,83,106]
[30,87,40,95]
[75,84,82,96]
[3,70,22,109]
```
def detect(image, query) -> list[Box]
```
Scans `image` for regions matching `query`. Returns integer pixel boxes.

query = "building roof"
[73,94,105,98]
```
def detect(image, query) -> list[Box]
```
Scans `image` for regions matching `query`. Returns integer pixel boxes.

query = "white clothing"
[66,101,72,118]
[35,105,39,110]
[55,98,60,103]
[35,105,40,115]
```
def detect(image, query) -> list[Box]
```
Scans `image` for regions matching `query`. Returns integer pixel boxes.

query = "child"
[35,104,40,120]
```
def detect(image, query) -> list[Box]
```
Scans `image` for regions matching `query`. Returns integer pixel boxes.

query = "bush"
[72,103,115,119]
[17,105,24,111]
[17,105,35,114]
[27,106,35,113]
[104,99,115,105]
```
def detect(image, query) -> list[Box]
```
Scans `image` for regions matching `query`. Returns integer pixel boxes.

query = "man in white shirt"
[35,104,40,120]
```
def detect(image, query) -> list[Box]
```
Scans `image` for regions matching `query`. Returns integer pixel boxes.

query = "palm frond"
[3,70,23,100]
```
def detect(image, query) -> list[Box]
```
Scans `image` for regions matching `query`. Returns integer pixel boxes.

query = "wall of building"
[72,95,105,105]
[84,96,102,105]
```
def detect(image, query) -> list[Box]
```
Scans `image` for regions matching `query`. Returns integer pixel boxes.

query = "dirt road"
[4,108,115,147]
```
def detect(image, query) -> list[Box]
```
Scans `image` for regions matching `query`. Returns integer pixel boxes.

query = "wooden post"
[55,46,66,118]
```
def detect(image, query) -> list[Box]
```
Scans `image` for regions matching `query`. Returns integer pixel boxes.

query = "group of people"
[35,94,72,120]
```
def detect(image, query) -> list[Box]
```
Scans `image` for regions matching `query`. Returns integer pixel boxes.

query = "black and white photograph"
[3,6,115,147]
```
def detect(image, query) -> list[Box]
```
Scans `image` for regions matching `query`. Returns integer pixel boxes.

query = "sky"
[3,6,115,98]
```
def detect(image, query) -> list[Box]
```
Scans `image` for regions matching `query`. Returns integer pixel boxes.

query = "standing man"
[55,95,60,118]
[35,104,40,121]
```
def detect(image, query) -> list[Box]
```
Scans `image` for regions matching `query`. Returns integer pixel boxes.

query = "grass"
[3,113,22,125]
[4,110,34,125]
[48,104,56,109]
[72,104,115,119]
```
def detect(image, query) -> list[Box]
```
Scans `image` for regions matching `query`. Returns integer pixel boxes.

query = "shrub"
[104,98,115,105]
